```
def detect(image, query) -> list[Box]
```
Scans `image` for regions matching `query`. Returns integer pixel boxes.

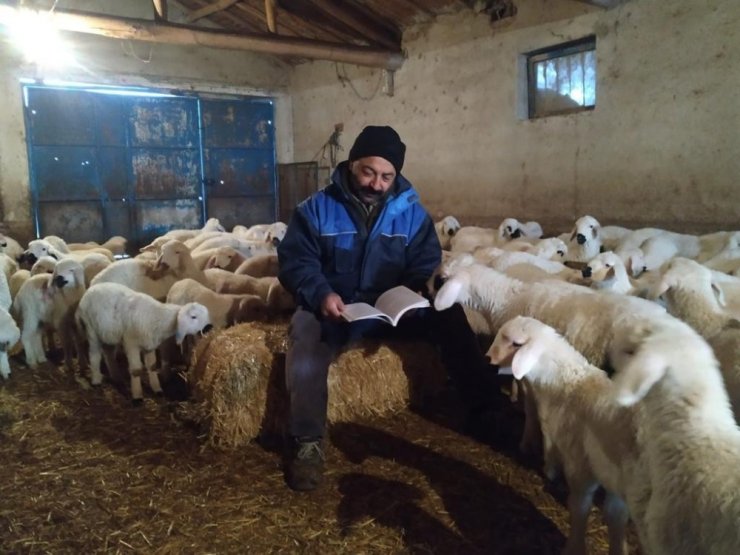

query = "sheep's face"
[571,215,600,245]
[265,222,287,246]
[204,218,226,232]
[426,253,475,298]
[498,218,523,241]
[52,259,85,290]
[651,257,724,307]
[442,216,461,237]
[208,248,238,269]
[549,239,567,258]
[25,240,57,264]
[583,252,620,281]
[156,240,189,272]
[487,317,550,380]
[175,303,211,345]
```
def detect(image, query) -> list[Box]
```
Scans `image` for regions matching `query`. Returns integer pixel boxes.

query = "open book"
[341,285,431,326]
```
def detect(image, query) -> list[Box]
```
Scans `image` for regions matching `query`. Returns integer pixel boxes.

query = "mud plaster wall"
[289,0,740,235]
[0,0,292,243]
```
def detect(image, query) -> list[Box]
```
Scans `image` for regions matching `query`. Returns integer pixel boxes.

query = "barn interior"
[0,0,738,553]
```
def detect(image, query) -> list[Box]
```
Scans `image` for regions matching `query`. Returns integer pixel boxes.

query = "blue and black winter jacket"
[277,162,442,314]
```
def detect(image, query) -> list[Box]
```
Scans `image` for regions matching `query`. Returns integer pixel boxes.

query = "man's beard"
[350,174,385,205]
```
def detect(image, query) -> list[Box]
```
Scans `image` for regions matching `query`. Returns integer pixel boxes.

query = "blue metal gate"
[23,84,276,250]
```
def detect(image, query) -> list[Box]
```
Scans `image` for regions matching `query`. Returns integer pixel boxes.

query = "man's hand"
[321,292,345,320]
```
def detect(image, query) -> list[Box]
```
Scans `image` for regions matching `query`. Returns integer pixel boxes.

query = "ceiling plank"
[265,0,276,33]
[27,6,404,69]
[152,0,168,21]
[300,0,400,49]
[185,0,241,23]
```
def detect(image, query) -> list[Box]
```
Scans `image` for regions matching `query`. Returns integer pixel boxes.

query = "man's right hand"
[321,292,345,320]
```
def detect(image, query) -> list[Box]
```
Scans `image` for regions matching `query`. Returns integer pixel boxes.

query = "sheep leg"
[102,346,121,383]
[87,335,104,386]
[519,379,543,456]
[124,341,144,404]
[0,351,10,379]
[563,480,598,555]
[602,490,629,555]
[21,317,46,367]
[143,351,163,395]
[542,434,561,481]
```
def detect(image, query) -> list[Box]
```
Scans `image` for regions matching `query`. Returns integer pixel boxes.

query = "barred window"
[527,36,596,118]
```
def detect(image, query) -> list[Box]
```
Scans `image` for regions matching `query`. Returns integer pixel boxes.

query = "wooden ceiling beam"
[265,0,276,33]
[185,0,241,24]
[152,0,168,21]
[572,0,624,8]
[299,0,400,50]
[232,0,348,43]
[19,6,404,69]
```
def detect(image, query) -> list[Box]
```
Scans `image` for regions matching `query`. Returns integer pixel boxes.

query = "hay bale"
[187,320,447,449]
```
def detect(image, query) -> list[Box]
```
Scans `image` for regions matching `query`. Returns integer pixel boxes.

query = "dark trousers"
[285,303,497,439]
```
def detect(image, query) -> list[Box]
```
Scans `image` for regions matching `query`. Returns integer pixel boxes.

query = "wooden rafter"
[152,0,167,21]
[265,0,277,33]
[572,0,623,8]
[185,0,241,24]
[301,0,400,49]
[22,6,404,69]
[231,0,348,43]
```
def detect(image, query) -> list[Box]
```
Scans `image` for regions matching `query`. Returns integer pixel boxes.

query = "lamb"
[499,237,568,260]
[0,307,20,379]
[76,282,211,403]
[608,318,740,555]
[166,278,268,328]
[649,257,740,418]
[450,218,526,252]
[430,256,668,370]
[66,235,128,257]
[702,233,740,276]
[48,259,88,372]
[471,249,582,284]
[582,251,655,297]
[235,253,279,277]
[190,246,245,271]
[488,316,639,555]
[0,233,24,262]
[0,253,19,283]
[563,215,603,263]
[191,234,275,259]
[434,215,461,249]
[9,269,30,300]
[204,268,295,312]
[264,221,288,246]
[139,218,226,253]
[91,240,209,300]
[12,273,55,367]
[24,239,114,265]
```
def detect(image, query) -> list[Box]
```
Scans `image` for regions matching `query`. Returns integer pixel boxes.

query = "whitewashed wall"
[0,0,292,241]
[289,0,740,235]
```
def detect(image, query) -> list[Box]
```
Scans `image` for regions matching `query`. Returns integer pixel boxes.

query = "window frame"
[526,35,597,119]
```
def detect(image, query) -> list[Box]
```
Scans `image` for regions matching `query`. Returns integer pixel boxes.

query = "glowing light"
[0,6,77,69]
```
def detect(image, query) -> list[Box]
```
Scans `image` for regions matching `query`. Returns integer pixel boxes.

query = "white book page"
[374,285,430,326]
[341,302,392,324]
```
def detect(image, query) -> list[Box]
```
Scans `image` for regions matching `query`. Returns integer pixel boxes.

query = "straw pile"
[187,320,448,448]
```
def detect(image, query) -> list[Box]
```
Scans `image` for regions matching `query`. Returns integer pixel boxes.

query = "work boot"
[285,437,325,491]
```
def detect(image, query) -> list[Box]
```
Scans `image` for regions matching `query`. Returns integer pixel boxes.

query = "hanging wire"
[334,63,383,101]
[120,39,154,63]
[311,126,343,169]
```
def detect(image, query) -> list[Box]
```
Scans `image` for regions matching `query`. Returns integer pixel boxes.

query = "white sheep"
[190,246,245,271]
[12,273,55,367]
[67,235,128,257]
[499,237,568,260]
[235,253,280,278]
[139,218,226,253]
[91,240,209,300]
[450,218,526,253]
[582,251,655,297]
[9,269,30,300]
[76,282,211,403]
[564,215,603,263]
[434,215,462,249]
[649,257,740,418]
[488,316,638,555]
[0,307,21,379]
[204,268,295,312]
[0,253,19,284]
[166,278,268,328]
[264,222,288,246]
[48,259,88,372]
[0,233,24,262]
[609,318,740,555]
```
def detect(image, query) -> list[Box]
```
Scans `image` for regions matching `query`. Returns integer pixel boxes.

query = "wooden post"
[152,0,167,21]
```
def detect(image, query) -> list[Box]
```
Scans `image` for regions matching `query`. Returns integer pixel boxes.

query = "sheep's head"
[175,302,212,345]
[265,222,287,247]
[426,253,475,301]
[25,239,58,265]
[30,256,58,276]
[52,259,85,290]
[203,217,226,232]
[570,215,601,245]
[583,251,621,281]
[139,236,168,254]
[206,247,239,270]
[441,215,461,237]
[498,218,523,241]
[156,240,190,273]
[266,281,296,313]
[487,316,556,379]
[649,257,724,306]
[228,295,269,325]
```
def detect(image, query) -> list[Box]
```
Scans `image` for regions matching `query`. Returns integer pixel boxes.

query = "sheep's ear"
[605,266,616,280]
[205,256,217,269]
[711,282,726,307]
[613,351,666,406]
[591,226,599,240]
[569,229,577,242]
[74,265,85,286]
[434,277,464,311]
[511,341,540,380]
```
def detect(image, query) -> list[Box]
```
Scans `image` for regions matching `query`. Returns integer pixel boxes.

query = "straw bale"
[188,320,447,448]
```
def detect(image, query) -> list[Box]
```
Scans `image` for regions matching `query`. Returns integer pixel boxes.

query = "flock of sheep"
[2,209,740,552]
[0,218,294,403]
[431,214,740,554]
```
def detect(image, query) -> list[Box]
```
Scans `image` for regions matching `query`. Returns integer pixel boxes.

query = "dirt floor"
[0,353,641,554]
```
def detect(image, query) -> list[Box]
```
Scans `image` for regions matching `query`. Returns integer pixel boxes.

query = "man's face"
[349,156,396,205]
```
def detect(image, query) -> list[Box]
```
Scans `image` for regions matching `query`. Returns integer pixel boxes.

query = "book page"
[341,302,392,324]
[374,285,430,326]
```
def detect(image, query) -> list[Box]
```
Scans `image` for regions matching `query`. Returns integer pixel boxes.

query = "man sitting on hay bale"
[278,125,500,491]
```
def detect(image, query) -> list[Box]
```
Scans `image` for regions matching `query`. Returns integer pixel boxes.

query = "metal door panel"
[38,201,103,243]
[207,197,274,231]
[27,88,95,145]
[204,148,274,197]
[104,201,132,239]
[129,97,199,148]
[33,146,99,200]
[132,148,202,200]
[98,147,129,199]
[93,94,127,146]
[202,99,274,148]
[136,199,203,245]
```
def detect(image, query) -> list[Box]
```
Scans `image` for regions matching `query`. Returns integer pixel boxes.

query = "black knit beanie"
[348,125,406,174]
